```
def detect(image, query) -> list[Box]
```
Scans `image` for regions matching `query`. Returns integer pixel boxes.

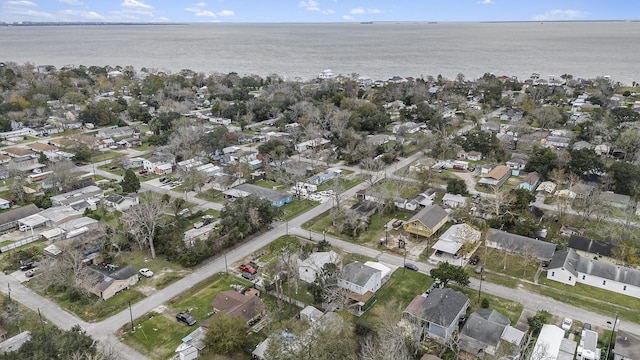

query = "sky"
[0,0,637,23]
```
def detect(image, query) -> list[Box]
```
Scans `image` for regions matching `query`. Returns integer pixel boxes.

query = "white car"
[139,268,154,278]
[561,317,573,331]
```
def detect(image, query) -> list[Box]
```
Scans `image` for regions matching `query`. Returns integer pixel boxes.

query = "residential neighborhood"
[0,62,639,360]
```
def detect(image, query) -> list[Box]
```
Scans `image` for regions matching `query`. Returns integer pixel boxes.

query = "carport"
[16,214,49,234]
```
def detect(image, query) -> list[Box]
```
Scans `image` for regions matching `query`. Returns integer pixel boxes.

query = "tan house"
[28,142,57,153]
[403,205,449,238]
[210,290,265,326]
[86,265,139,300]
[479,165,511,188]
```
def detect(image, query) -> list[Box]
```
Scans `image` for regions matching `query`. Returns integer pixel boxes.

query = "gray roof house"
[0,204,40,232]
[459,309,510,358]
[485,229,556,262]
[86,264,139,300]
[546,248,640,299]
[402,288,469,343]
[403,205,449,238]
[614,330,640,360]
[337,262,382,296]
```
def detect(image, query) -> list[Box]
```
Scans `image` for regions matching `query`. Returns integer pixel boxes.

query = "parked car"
[404,263,419,271]
[176,312,197,326]
[474,266,484,274]
[469,255,480,265]
[561,317,573,331]
[435,250,443,257]
[19,262,35,271]
[138,169,148,174]
[25,267,40,277]
[139,268,154,278]
[239,264,257,274]
[583,323,591,331]
[242,272,255,281]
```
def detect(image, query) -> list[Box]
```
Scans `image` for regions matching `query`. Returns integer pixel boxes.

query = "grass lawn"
[359,268,433,328]
[119,250,192,290]
[254,179,285,190]
[530,278,640,324]
[0,293,57,338]
[169,274,253,322]
[196,189,227,204]
[121,312,194,360]
[451,285,524,325]
[469,246,539,286]
[281,199,318,221]
[91,150,125,162]
[317,175,363,192]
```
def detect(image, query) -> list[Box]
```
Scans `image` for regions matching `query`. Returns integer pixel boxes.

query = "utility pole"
[129,301,134,332]
[224,252,229,275]
[7,283,10,301]
[606,312,619,360]
[477,268,484,304]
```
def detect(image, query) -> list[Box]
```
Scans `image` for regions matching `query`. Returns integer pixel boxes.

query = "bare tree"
[122,192,167,258]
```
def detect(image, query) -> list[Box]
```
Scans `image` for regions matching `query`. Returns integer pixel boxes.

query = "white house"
[546,248,640,299]
[577,329,601,360]
[298,251,341,283]
[531,325,574,360]
[143,155,174,173]
[337,262,382,295]
[441,193,467,208]
[103,193,139,212]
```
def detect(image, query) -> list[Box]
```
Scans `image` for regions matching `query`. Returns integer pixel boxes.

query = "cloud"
[349,8,381,15]
[4,0,37,6]
[217,10,235,17]
[194,10,216,17]
[57,0,83,5]
[533,9,588,21]
[120,0,153,10]
[479,0,493,4]
[4,8,54,19]
[59,9,105,20]
[299,0,333,15]
[185,5,235,18]
[194,2,206,7]
[342,15,354,20]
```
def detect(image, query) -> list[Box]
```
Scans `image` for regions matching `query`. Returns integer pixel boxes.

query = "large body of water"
[1,21,639,84]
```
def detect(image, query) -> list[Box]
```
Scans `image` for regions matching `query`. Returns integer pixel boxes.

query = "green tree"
[446,178,468,195]
[611,107,640,124]
[524,147,558,180]
[527,310,550,335]
[510,188,536,212]
[121,169,140,193]
[203,312,248,356]
[430,262,470,288]
[567,148,604,176]
[609,161,640,196]
[0,325,105,360]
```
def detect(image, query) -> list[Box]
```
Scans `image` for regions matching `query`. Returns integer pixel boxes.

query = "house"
[155,163,173,175]
[96,126,135,139]
[601,191,631,209]
[183,223,216,247]
[458,309,510,358]
[546,248,640,299]
[577,329,601,360]
[123,157,145,169]
[210,290,265,326]
[531,325,577,360]
[0,330,31,354]
[38,206,82,226]
[441,193,467,208]
[103,193,139,212]
[28,142,57,153]
[0,198,11,210]
[143,154,174,172]
[568,234,615,260]
[479,165,510,188]
[506,153,529,176]
[460,151,482,161]
[0,204,40,232]
[337,262,382,296]
[481,122,500,132]
[431,224,481,263]
[572,183,594,199]
[50,185,103,207]
[485,229,556,262]
[518,172,540,191]
[299,305,324,324]
[403,205,449,238]
[86,264,139,300]
[174,326,205,360]
[402,288,469,343]
[306,169,339,186]
[298,250,341,283]
[225,183,292,207]
[537,181,557,194]
[363,261,392,284]
[614,330,640,360]
[545,136,571,148]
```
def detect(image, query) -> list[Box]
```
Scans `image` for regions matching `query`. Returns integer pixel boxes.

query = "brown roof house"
[403,205,449,238]
[210,290,266,327]
[478,165,510,189]
[86,264,139,301]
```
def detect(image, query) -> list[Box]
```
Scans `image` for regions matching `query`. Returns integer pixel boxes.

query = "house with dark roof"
[0,204,40,232]
[568,235,615,260]
[210,290,265,326]
[601,191,631,209]
[459,309,510,358]
[518,172,540,191]
[484,229,556,262]
[479,165,511,188]
[403,205,449,238]
[225,183,292,207]
[86,264,139,300]
[338,262,382,296]
[103,193,139,212]
[506,153,529,176]
[614,330,640,360]
[402,288,469,343]
[546,248,640,299]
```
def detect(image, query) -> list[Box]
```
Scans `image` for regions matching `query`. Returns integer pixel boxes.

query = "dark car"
[469,255,480,265]
[404,263,419,271]
[20,262,35,271]
[242,272,255,281]
[176,312,197,326]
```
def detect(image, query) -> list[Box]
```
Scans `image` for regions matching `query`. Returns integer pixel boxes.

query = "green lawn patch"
[281,199,318,221]
[317,175,363,192]
[0,294,57,338]
[470,246,539,285]
[254,179,284,190]
[121,312,193,360]
[360,268,433,327]
[452,285,523,325]
[119,250,191,290]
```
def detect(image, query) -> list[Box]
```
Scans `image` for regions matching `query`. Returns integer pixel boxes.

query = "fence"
[0,235,41,253]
